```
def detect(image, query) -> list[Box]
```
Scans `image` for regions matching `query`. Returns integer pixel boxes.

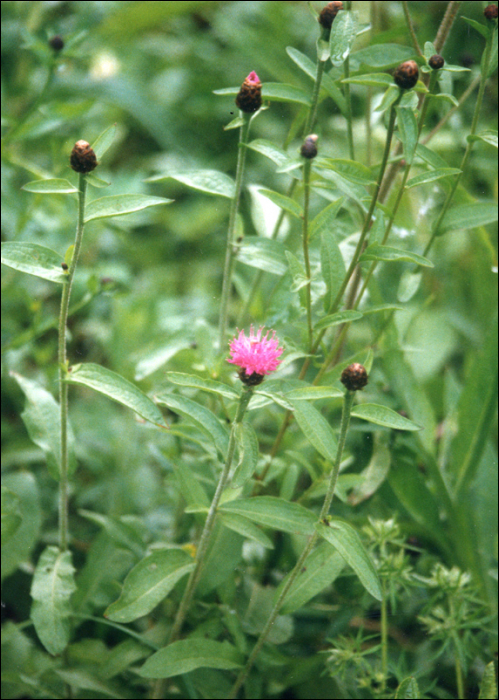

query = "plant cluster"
[1,2,497,699]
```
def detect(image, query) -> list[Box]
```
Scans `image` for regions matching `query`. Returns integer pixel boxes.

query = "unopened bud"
[484,5,498,21]
[238,369,265,386]
[61,262,68,271]
[301,134,318,159]
[235,71,262,114]
[49,35,64,52]
[340,363,369,391]
[70,140,98,173]
[393,60,419,90]
[318,2,344,31]
[429,54,445,70]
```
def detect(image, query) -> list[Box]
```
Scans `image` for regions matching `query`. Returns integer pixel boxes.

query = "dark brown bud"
[429,54,445,70]
[318,1,344,30]
[239,369,265,386]
[235,71,262,114]
[393,60,419,90]
[340,363,369,391]
[70,140,98,173]
[484,5,498,21]
[49,35,64,52]
[61,262,68,270]
[300,134,318,159]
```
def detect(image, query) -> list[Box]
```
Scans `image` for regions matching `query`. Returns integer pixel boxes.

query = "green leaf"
[220,513,273,549]
[139,639,243,678]
[105,549,195,623]
[342,72,393,87]
[349,433,391,505]
[155,394,229,458]
[255,388,294,411]
[351,404,421,430]
[316,520,382,600]
[352,44,415,69]
[286,46,317,80]
[314,310,364,332]
[286,251,309,307]
[329,10,358,65]
[359,243,434,268]
[232,421,259,488]
[91,123,117,160]
[473,129,498,148]
[10,372,77,480]
[21,178,78,194]
[1,472,41,581]
[396,106,418,164]
[317,158,375,185]
[309,198,345,239]
[65,363,167,428]
[440,202,498,233]
[262,82,311,106]
[134,333,192,381]
[320,231,346,313]
[1,241,66,283]
[405,168,462,188]
[173,461,209,509]
[290,399,338,462]
[395,676,421,699]
[461,16,490,40]
[78,509,145,558]
[278,543,345,614]
[219,496,316,536]
[84,195,172,222]
[236,237,288,276]
[146,169,235,198]
[479,661,497,700]
[258,188,303,218]
[1,486,23,545]
[166,372,239,400]
[247,139,290,167]
[428,92,459,107]
[285,386,343,400]
[30,546,76,655]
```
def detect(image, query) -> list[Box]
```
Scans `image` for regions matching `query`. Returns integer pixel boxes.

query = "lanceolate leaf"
[139,639,243,678]
[65,363,167,428]
[405,168,462,188]
[220,513,273,549]
[351,404,421,430]
[84,195,172,222]
[290,399,338,462]
[359,244,433,268]
[1,241,66,283]
[219,496,316,536]
[236,237,288,276]
[30,546,76,655]
[330,10,358,65]
[396,106,418,164]
[166,372,239,400]
[146,170,235,198]
[105,549,195,623]
[395,677,421,699]
[314,310,364,332]
[321,231,346,313]
[258,188,303,218]
[232,421,259,488]
[1,486,23,545]
[21,178,78,194]
[316,520,382,600]
[440,202,498,234]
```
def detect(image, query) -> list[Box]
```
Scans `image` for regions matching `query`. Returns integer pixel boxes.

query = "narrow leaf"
[30,546,76,655]
[405,168,461,188]
[219,496,316,536]
[342,73,394,87]
[440,202,498,233]
[173,461,209,509]
[258,188,303,218]
[286,250,309,307]
[479,661,497,700]
[155,394,228,457]
[232,421,259,488]
[135,333,192,381]
[314,310,364,332]
[330,10,358,65]
[395,677,421,699]
[320,231,346,313]
[105,550,195,623]
[84,195,172,222]
[139,639,243,678]
[316,520,382,600]
[285,386,343,400]
[1,486,23,544]
[262,83,311,106]
[146,169,235,198]
[236,237,288,275]
[396,106,418,164]
[220,513,273,549]
[21,178,78,194]
[247,139,290,168]
[65,363,167,428]
[166,372,239,400]
[359,243,434,268]
[351,403,421,430]
[290,399,338,462]
[309,198,345,239]
[317,158,375,185]
[286,46,317,79]
[1,241,66,283]
[91,123,117,160]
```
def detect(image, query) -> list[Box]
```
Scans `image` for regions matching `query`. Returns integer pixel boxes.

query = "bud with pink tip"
[235,71,262,113]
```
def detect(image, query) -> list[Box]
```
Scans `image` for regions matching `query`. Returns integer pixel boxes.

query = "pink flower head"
[246,71,260,84]
[227,326,283,380]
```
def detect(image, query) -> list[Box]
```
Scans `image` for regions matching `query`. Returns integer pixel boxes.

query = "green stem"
[305,57,326,135]
[380,580,388,693]
[58,172,87,551]
[402,1,423,56]
[302,159,313,351]
[228,390,356,699]
[344,2,355,161]
[423,25,494,257]
[218,114,252,350]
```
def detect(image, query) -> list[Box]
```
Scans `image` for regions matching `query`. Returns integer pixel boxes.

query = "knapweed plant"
[1,3,497,700]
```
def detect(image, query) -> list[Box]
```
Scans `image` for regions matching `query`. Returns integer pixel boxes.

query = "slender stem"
[302,159,313,351]
[228,390,356,699]
[434,1,463,54]
[58,173,87,551]
[343,2,355,161]
[218,115,252,350]
[423,26,494,258]
[380,580,388,693]
[305,58,326,134]
[422,74,481,146]
[402,1,423,56]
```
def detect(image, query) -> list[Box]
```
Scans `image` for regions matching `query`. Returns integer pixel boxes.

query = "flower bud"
[49,35,64,52]
[61,262,68,271]
[393,60,419,90]
[340,363,369,391]
[318,1,344,31]
[300,134,318,159]
[238,369,265,386]
[70,140,98,173]
[235,71,262,113]
[429,54,445,70]
[484,5,498,21]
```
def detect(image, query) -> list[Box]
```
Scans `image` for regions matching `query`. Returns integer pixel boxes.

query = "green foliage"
[1,1,497,699]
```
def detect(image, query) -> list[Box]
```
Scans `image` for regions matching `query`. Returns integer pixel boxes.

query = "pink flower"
[227,326,283,379]
[246,71,260,84]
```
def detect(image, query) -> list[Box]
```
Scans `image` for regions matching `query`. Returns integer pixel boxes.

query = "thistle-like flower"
[227,326,283,385]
